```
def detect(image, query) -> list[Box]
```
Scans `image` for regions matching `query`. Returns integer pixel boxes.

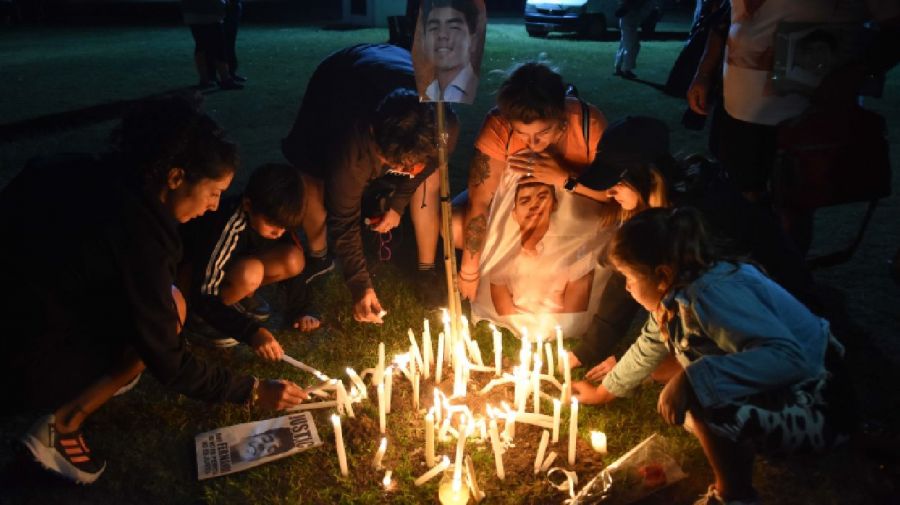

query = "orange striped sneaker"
[21,414,106,484]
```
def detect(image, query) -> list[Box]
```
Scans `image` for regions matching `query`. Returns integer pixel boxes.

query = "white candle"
[423,320,433,379]
[532,359,542,414]
[552,398,561,443]
[336,382,354,418]
[408,329,425,372]
[453,416,468,487]
[544,342,555,379]
[373,436,387,470]
[590,431,608,455]
[286,400,339,411]
[436,331,445,384]
[504,411,516,441]
[425,410,436,467]
[534,429,550,474]
[375,342,386,385]
[377,383,386,434]
[382,469,393,490]
[562,352,572,404]
[540,451,558,472]
[568,398,579,466]
[433,389,443,426]
[453,341,466,397]
[345,367,368,399]
[488,417,505,480]
[493,327,502,376]
[412,369,420,411]
[414,455,449,486]
[442,309,452,358]
[464,455,485,502]
[331,414,348,477]
[384,367,393,414]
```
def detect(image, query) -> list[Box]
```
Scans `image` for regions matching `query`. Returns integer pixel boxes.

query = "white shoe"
[20,414,106,484]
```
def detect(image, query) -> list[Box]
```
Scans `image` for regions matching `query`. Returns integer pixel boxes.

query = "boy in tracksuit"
[180,163,319,357]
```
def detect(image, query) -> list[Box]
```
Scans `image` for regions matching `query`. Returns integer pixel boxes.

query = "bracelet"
[248,376,260,408]
[458,270,479,282]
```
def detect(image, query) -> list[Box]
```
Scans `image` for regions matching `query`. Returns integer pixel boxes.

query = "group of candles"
[284,313,610,503]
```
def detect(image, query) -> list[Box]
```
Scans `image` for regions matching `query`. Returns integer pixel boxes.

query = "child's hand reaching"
[657,368,693,425]
[250,328,284,361]
[585,355,617,382]
[293,314,322,332]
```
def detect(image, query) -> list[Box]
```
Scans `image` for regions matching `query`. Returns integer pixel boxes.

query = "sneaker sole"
[305,262,335,284]
[21,434,105,485]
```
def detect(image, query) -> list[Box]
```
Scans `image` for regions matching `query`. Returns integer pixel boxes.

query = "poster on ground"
[195,412,321,480]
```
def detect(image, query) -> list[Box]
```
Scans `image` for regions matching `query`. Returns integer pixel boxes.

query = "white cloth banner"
[471,170,613,339]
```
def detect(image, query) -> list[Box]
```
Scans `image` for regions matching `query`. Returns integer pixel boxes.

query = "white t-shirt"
[425,64,478,103]
[724,0,900,125]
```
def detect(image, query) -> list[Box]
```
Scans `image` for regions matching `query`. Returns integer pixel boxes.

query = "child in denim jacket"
[573,207,853,505]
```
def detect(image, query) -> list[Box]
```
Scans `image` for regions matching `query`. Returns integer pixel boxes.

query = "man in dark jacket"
[282,43,458,323]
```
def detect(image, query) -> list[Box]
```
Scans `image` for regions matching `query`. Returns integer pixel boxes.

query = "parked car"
[524,0,662,39]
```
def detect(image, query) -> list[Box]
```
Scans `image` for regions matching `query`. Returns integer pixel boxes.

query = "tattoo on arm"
[468,151,491,188]
[464,214,487,255]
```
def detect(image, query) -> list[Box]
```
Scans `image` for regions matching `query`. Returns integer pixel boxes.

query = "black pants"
[190,22,226,63]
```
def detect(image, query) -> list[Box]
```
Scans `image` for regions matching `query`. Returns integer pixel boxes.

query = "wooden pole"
[436,101,463,342]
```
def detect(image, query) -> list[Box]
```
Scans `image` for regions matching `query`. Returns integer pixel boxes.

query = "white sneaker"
[20,414,106,484]
[693,485,761,505]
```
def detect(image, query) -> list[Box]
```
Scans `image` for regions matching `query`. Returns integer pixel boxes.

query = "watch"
[563,177,578,192]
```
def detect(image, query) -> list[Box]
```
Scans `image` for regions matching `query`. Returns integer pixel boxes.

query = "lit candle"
[336,381,354,418]
[384,367,393,414]
[382,469,393,490]
[590,431,607,455]
[377,383,386,434]
[423,320,432,379]
[488,417,505,480]
[425,409,436,467]
[408,329,425,373]
[534,429,550,474]
[562,352,572,404]
[373,437,387,470]
[552,398,561,443]
[438,467,470,505]
[331,414,348,477]
[544,342,555,378]
[436,331,445,383]
[442,309,452,358]
[433,389,443,426]
[568,397,579,466]
[415,455,449,486]
[346,367,368,399]
[504,410,516,441]
[492,326,502,376]
[453,341,466,397]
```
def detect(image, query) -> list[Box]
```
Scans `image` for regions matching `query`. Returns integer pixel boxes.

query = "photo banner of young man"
[195,412,322,480]
[471,174,614,340]
[412,0,486,104]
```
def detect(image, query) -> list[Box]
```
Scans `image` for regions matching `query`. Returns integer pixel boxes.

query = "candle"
[382,469,393,490]
[552,398,561,443]
[336,382,354,418]
[412,369,420,411]
[442,309,452,358]
[373,437,387,470]
[377,383,386,434]
[438,466,470,505]
[590,431,608,455]
[408,329,425,372]
[492,328,503,377]
[534,429,550,474]
[345,367,368,399]
[562,352,572,404]
[433,389,443,426]
[544,342,555,378]
[532,359,542,414]
[425,410,436,467]
[504,410,516,441]
[384,367,393,414]
[555,326,563,374]
[453,416,468,487]
[375,342,386,385]
[415,455,449,486]
[423,320,433,379]
[464,455,484,502]
[540,451,558,472]
[453,341,466,397]
[568,398,579,466]
[331,414,348,477]
[436,331,445,383]
[488,417,505,479]
[287,400,339,411]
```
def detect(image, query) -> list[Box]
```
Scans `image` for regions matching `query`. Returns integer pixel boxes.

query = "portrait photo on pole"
[412,0,487,104]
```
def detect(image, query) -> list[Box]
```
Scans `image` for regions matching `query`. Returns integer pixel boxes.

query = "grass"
[1,15,900,505]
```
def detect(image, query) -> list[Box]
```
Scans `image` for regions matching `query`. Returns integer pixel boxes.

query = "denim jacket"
[601,262,834,409]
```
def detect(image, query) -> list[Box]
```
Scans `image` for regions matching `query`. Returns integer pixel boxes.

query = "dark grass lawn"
[1,16,899,505]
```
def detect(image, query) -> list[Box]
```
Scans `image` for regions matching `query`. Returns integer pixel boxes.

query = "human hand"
[256,379,308,410]
[562,351,582,375]
[507,151,568,188]
[458,270,480,301]
[353,288,385,324]
[292,314,322,332]
[657,368,691,425]
[249,327,284,361]
[371,208,401,233]
[585,355,618,382]
[687,72,711,115]
[572,381,616,405]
